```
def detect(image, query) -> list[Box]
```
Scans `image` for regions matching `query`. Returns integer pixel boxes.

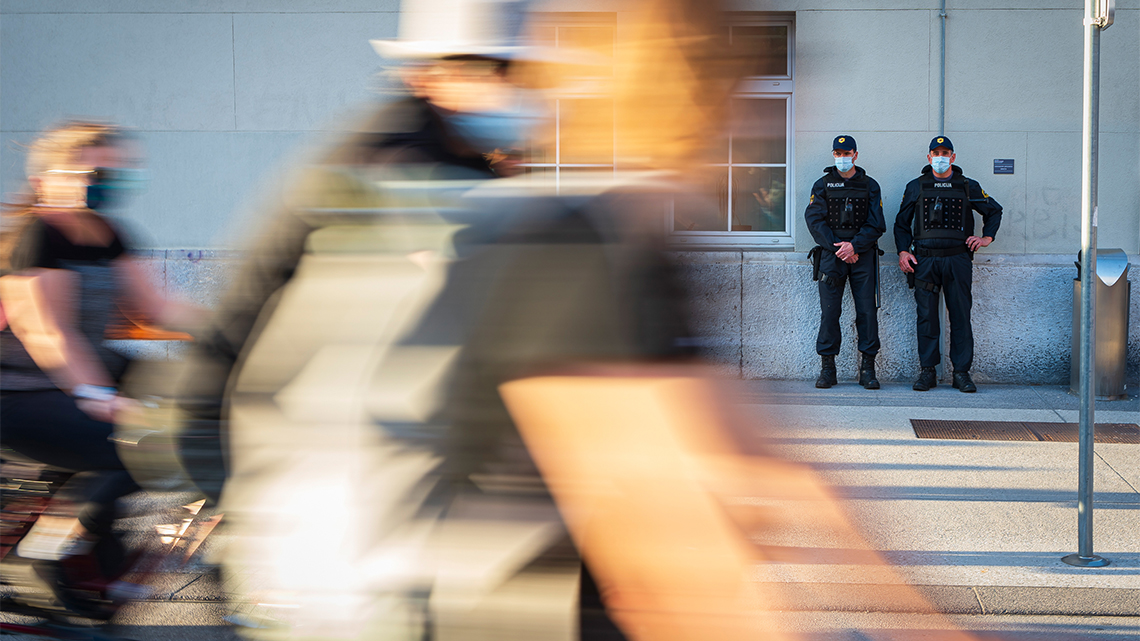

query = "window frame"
[667,15,796,250]
[519,13,617,190]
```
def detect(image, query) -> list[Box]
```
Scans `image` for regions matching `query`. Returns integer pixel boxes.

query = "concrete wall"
[707,1,1140,383]
[0,0,401,249]
[678,251,1140,385]
[2,0,1137,384]
[783,3,1140,257]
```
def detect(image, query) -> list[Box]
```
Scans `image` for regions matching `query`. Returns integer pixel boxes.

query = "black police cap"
[929,136,954,152]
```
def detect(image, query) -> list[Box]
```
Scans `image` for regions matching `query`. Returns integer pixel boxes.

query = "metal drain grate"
[911,420,1140,443]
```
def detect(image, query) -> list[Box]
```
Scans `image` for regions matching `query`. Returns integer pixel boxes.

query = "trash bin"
[1071,248,1131,400]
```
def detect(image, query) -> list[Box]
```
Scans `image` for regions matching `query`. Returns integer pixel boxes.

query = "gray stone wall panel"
[1097,132,1140,256]
[751,2,1140,9]
[680,254,1136,385]
[945,10,1083,134]
[1,1,400,12]
[126,132,307,249]
[0,13,236,132]
[970,262,1073,384]
[794,10,931,135]
[1130,270,1139,383]
[875,262,921,382]
[233,12,398,131]
[672,251,743,378]
[163,250,240,310]
[741,257,819,380]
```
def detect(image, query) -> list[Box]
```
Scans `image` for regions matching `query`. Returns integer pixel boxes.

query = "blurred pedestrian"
[0,121,201,613]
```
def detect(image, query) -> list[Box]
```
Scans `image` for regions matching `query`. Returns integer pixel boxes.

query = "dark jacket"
[893,164,1002,252]
[174,96,497,502]
[804,166,886,254]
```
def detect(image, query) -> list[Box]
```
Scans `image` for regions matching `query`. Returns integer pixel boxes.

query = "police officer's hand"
[898,251,917,273]
[833,241,857,263]
[966,236,993,251]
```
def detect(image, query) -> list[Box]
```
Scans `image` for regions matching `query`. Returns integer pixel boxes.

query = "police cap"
[929,136,954,152]
[833,135,857,152]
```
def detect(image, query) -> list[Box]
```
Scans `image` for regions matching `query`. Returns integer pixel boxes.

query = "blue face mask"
[86,167,147,211]
[834,156,854,173]
[930,156,952,174]
[444,105,542,155]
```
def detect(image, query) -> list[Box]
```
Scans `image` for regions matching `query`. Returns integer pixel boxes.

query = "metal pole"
[934,1,953,378]
[1063,0,1108,569]
[936,1,949,379]
[938,0,946,136]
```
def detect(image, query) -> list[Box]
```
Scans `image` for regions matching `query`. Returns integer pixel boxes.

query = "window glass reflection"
[673,170,728,232]
[731,98,786,165]
[731,25,788,77]
[734,167,786,232]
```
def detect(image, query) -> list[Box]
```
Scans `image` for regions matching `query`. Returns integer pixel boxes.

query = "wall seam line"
[739,251,744,379]
[1024,131,1029,254]
[232,15,238,130]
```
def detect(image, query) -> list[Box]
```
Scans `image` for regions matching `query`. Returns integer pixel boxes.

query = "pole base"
[1062,553,1111,567]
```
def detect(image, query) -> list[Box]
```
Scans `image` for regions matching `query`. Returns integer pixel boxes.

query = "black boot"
[815,355,837,389]
[952,371,977,393]
[912,366,937,391]
[858,353,880,390]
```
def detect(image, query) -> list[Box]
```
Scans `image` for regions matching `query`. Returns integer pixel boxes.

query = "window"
[524,14,617,188]
[669,16,795,248]
[525,13,795,249]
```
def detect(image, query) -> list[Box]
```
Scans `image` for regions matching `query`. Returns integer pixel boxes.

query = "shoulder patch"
[981,188,989,199]
[809,194,814,204]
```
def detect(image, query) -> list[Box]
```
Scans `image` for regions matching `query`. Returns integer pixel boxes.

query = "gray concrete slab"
[0,13,236,133]
[731,385,1140,617]
[735,380,1140,412]
[108,601,235,636]
[771,611,1140,641]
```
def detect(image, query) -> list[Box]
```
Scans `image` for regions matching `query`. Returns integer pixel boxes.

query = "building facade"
[2,0,1137,383]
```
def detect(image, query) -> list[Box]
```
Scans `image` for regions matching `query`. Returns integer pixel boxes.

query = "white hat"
[371,0,533,61]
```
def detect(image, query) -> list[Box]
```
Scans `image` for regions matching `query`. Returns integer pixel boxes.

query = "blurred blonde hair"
[24,120,124,185]
[3,120,124,212]
[1,121,125,268]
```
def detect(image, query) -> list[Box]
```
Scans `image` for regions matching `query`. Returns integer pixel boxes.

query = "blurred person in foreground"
[0,121,202,615]
[178,1,994,640]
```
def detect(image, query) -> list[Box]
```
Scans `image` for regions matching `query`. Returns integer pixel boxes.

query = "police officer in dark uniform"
[894,136,1002,392]
[805,135,886,389]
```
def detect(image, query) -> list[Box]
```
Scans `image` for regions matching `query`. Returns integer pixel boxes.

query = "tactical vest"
[914,173,971,241]
[821,172,871,240]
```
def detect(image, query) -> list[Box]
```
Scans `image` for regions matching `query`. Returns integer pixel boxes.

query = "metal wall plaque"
[994,159,1015,174]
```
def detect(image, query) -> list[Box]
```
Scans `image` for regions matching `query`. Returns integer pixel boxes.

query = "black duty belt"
[905,272,942,294]
[915,245,971,258]
[808,245,884,290]
[808,246,844,288]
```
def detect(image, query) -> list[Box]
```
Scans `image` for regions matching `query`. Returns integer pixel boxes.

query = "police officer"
[894,136,1002,392]
[805,135,886,389]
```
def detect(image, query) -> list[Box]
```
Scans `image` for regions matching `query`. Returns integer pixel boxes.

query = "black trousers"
[1,389,140,576]
[816,250,879,356]
[913,252,973,372]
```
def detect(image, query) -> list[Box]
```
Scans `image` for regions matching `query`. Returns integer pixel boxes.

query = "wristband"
[72,384,118,402]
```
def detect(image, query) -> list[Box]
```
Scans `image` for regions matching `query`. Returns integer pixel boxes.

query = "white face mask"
[834,156,854,172]
[930,156,952,174]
